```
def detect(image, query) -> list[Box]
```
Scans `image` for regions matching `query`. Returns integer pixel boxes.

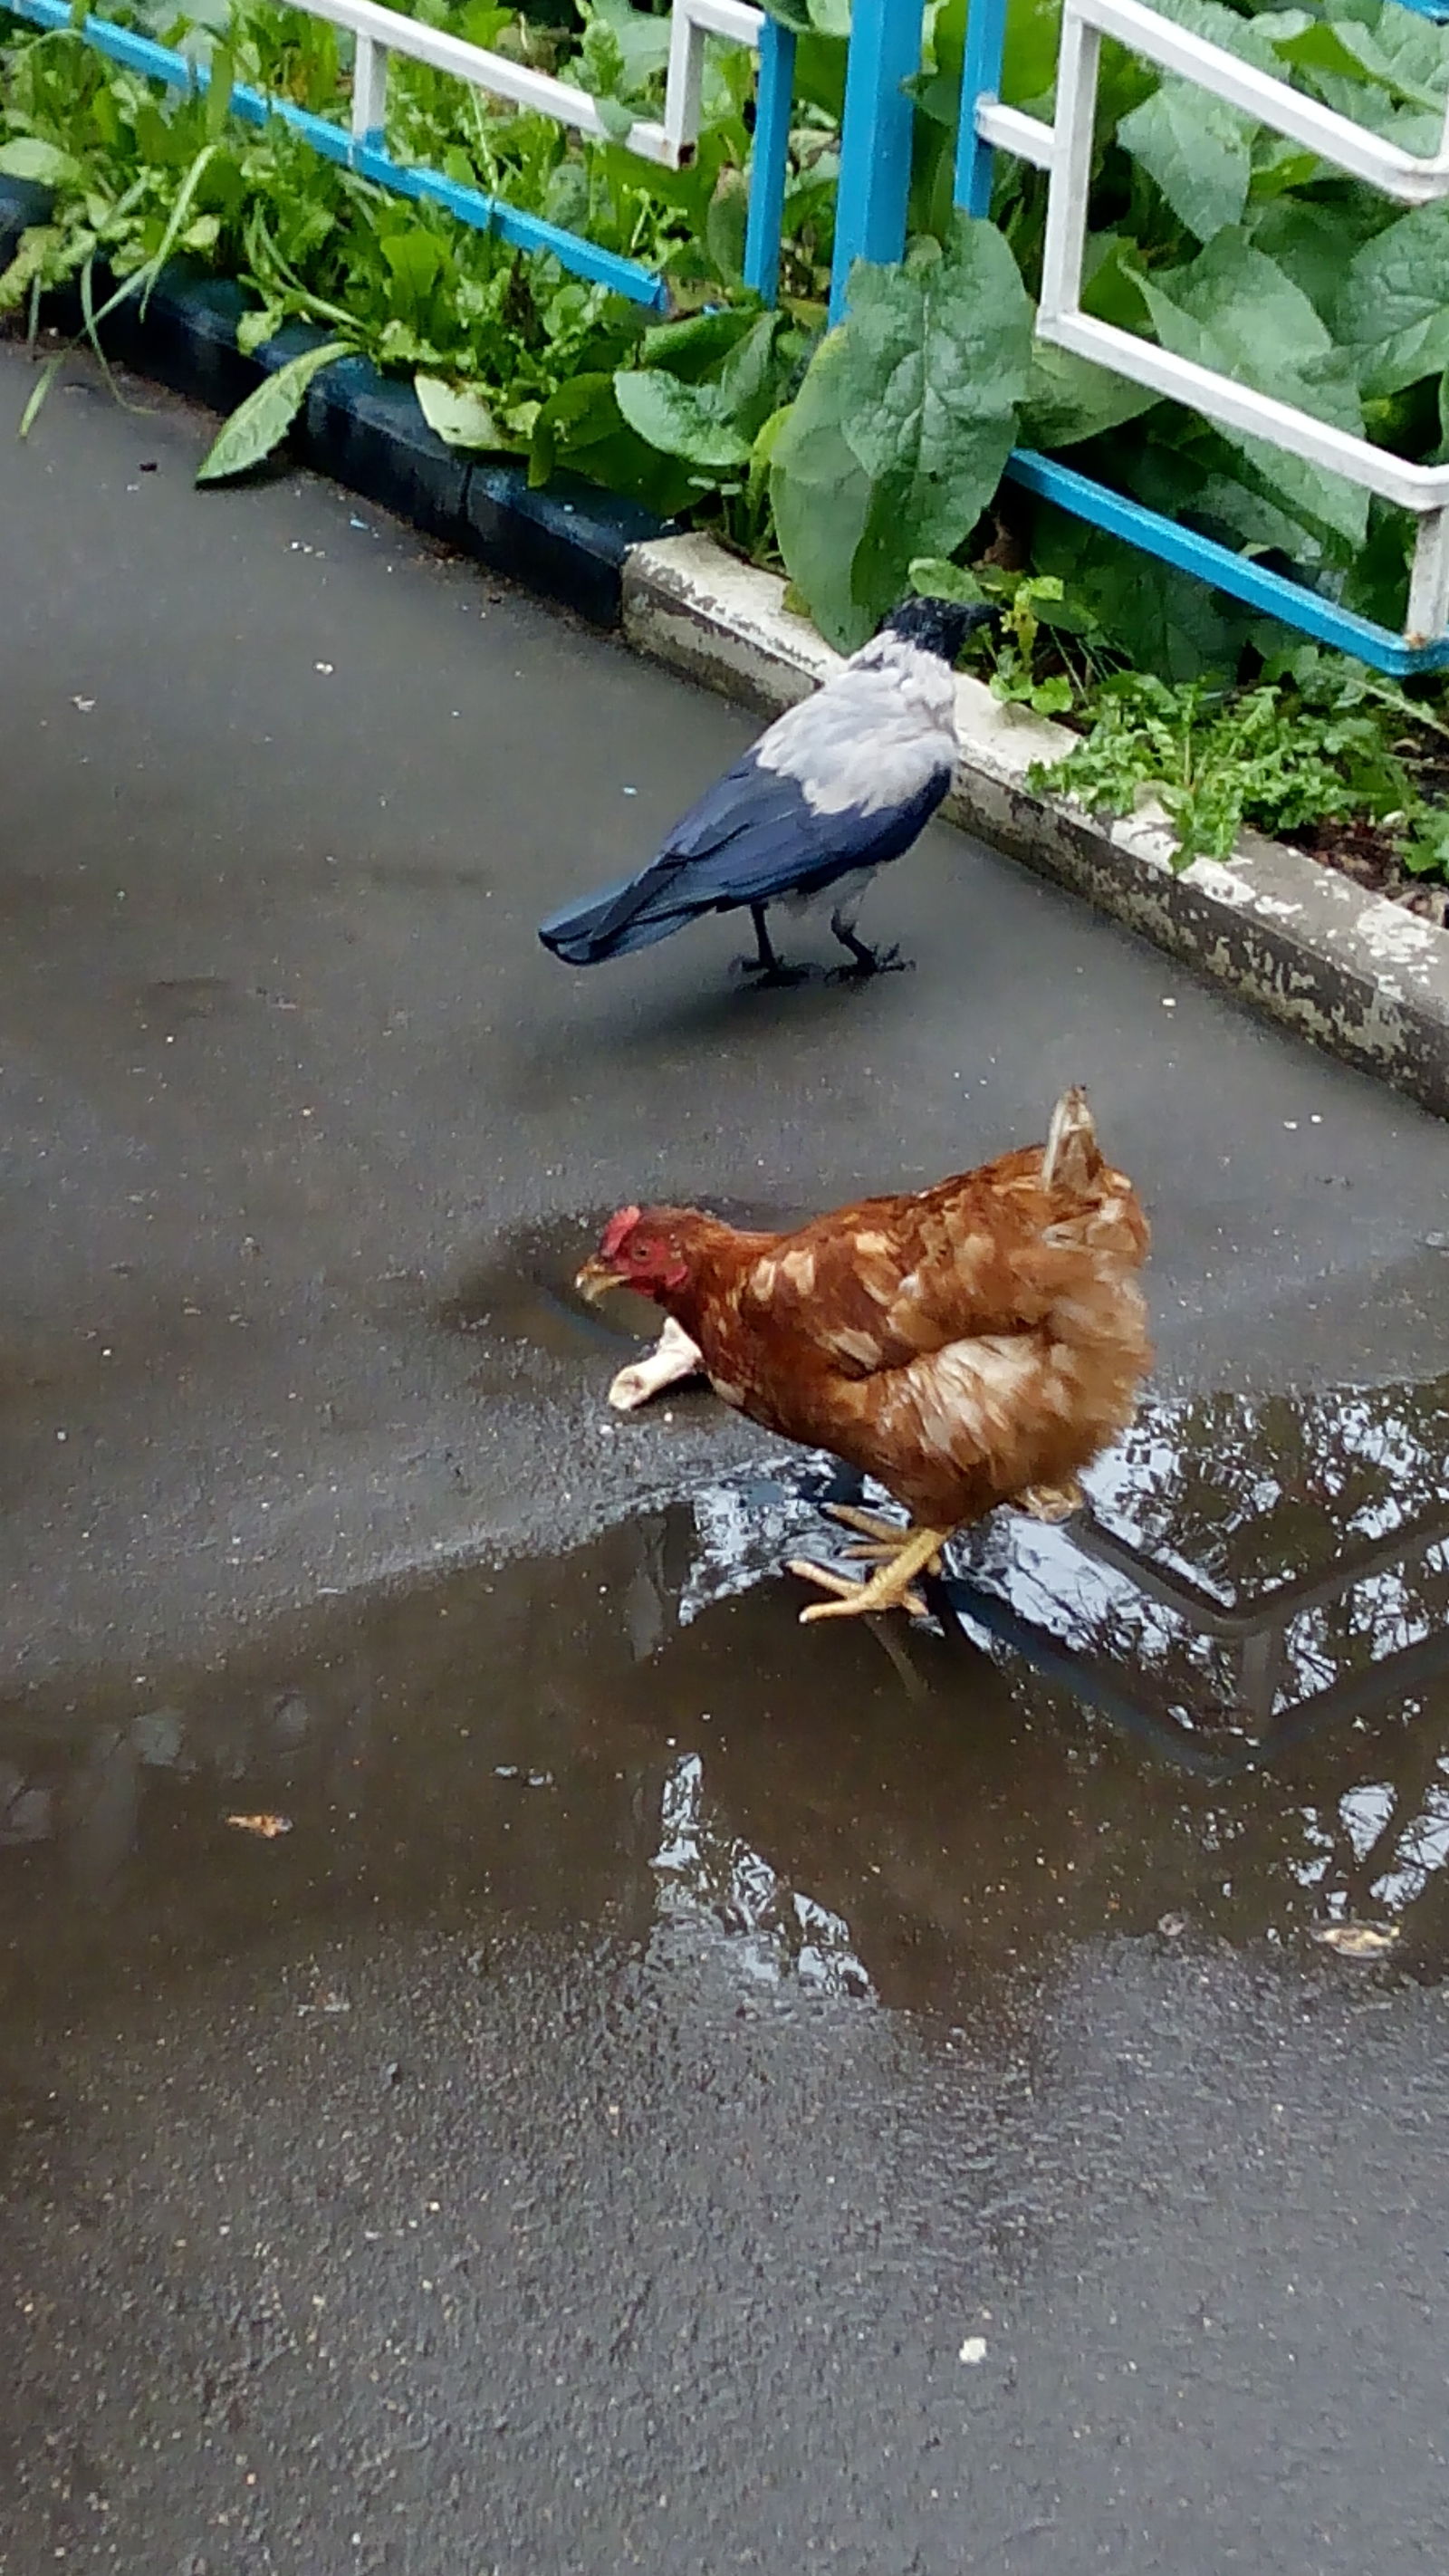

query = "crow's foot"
[729,902,817,986]
[730,953,816,987]
[827,940,913,982]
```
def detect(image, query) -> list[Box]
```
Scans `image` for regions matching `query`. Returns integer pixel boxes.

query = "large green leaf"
[768,332,877,649]
[830,220,1033,490]
[1147,0,1307,72]
[1118,82,1252,240]
[612,369,753,468]
[530,371,699,516]
[0,136,82,187]
[1081,234,1152,331]
[195,341,350,485]
[1193,467,1330,566]
[379,231,444,325]
[1334,200,1449,397]
[590,0,673,86]
[1020,340,1160,449]
[1249,195,1389,325]
[414,374,516,453]
[1002,0,1063,109]
[1109,0,1324,226]
[529,370,623,484]
[1274,16,1415,99]
[1139,232,1367,553]
[1281,8,1447,111]
[716,310,794,438]
[638,307,759,380]
[771,215,1033,648]
[705,168,749,286]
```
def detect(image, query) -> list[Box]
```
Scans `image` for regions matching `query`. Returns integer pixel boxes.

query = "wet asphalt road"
[6,337,1449,2574]
[8,345,1449,1682]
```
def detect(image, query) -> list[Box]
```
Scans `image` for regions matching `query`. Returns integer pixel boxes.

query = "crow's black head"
[879,593,999,663]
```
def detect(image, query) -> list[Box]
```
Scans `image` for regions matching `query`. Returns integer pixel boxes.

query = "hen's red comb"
[599,1204,643,1260]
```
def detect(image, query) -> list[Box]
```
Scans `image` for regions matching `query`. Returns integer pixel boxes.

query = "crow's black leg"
[830,920,912,978]
[731,904,811,985]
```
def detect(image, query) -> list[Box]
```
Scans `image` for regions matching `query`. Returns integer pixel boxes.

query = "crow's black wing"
[538,752,948,966]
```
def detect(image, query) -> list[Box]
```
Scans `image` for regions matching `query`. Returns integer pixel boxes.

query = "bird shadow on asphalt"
[497,950,916,1110]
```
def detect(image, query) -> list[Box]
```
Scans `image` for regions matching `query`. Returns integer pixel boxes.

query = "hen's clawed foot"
[1013,1479,1085,1523]
[820,1502,945,1573]
[606,1316,705,1412]
[787,1560,930,1622]
[788,1522,951,1624]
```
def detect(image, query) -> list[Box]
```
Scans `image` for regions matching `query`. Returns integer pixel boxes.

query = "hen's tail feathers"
[1041,1086,1102,1196]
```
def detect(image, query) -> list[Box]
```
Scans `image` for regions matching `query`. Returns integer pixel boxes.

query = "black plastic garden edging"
[0,172,668,627]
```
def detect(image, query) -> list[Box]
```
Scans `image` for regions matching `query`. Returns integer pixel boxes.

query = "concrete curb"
[6,173,1449,1111]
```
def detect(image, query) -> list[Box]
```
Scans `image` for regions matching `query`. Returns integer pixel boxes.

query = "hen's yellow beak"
[574,1256,617,1304]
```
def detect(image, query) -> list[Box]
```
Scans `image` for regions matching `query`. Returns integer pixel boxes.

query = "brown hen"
[577,1089,1151,1622]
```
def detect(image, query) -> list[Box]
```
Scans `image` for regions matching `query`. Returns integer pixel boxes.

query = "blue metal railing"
[10,0,1449,671]
[7,0,797,308]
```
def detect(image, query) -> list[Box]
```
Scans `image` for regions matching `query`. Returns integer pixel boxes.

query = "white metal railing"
[14,0,796,308]
[296,0,764,169]
[982,0,1449,642]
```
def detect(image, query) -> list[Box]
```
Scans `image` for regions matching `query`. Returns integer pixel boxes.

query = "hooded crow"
[538,594,995,982]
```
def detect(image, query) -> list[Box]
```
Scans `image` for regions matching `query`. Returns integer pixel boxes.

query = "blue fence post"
[953,0,1008,213]
[828,0,926,323]
[743,14,796,303]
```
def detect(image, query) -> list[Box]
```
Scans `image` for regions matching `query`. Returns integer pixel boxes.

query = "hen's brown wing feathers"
[727,1139,1146,1380]
[670,1097,1150,1529]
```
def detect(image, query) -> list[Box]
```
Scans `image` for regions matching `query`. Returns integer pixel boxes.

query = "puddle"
[438,1213,652,1358]
[436,1203,819,1370]
[7,1369,1449,2029]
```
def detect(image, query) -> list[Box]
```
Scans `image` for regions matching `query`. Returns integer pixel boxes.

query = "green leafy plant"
[1033,654,1449,876]
[0,0,771,506]
[8,0,1449,901]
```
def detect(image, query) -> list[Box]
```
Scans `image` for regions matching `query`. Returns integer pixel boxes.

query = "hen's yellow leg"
[788,1523,952,1624]
[786,1561,930,1620]
[822,1503,906,1544]
[820,1503,944,1572]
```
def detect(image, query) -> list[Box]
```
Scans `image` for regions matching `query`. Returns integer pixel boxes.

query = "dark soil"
[1287,811,1449,927]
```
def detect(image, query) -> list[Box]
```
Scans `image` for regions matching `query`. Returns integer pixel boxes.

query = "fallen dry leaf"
[226,1812,293,1839]
[1310,1920,1398,1957]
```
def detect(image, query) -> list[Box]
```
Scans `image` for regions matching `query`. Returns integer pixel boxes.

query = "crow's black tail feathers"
[538,856,700,966]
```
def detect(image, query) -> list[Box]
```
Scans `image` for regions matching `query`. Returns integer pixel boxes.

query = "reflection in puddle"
[649,1750,875,2000]
[950,1374,1449,1765]
[7,1370,1449,2019]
